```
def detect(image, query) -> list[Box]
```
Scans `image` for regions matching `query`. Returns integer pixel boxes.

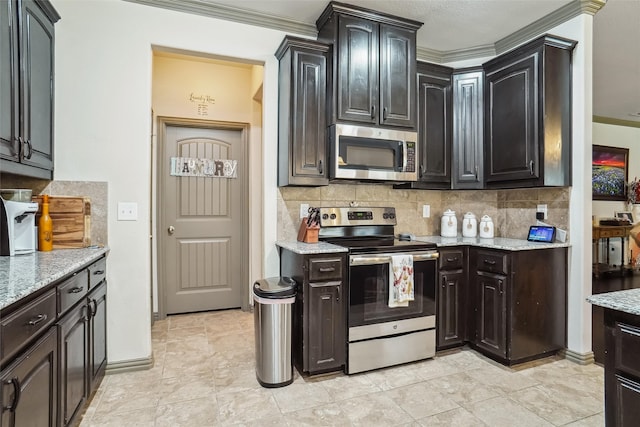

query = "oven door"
[348,250,437,328]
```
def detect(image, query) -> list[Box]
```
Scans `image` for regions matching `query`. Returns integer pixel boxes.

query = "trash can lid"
[253,277,296,298]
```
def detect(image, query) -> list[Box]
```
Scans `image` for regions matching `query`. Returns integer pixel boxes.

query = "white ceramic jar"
[479,215,494,238]
[462,212,477,237]
[440,209,457,237]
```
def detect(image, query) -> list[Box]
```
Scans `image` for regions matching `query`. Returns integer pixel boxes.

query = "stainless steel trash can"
[253,277,296,388]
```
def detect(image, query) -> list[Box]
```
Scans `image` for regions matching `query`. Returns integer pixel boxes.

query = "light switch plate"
[422,204,430,218]
[117,202,138,221]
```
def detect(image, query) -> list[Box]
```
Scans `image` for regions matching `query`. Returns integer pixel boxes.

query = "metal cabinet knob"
[168,226,175,235]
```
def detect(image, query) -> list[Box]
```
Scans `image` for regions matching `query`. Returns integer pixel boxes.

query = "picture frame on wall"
[615,211,634,223]
[592,145,629,201]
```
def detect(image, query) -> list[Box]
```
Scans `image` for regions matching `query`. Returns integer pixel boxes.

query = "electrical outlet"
[117,202,138,221]
[299,203,309,219]
[537,204,548,220]
[422,204,430,218]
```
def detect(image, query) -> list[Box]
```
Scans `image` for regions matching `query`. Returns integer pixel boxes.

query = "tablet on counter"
[527,225,556,243]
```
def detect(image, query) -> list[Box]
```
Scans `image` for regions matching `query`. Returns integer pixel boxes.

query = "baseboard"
[563,348,595,365]
[105,356,154,374]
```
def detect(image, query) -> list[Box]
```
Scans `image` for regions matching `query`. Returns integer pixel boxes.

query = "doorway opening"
[151,48,263,319]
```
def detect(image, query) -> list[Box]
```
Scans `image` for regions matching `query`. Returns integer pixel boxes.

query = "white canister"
[479,215,494,238]
[462,212,478,237]
[440,209,457,237]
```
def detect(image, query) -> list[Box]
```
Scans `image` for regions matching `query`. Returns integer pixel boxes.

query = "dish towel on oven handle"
[389,254,414,308]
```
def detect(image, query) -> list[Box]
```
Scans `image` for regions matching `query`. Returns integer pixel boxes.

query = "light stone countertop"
[0,247,109,312]
[276,241,348,255]
[414,236,571,251]
[587,289,640,316]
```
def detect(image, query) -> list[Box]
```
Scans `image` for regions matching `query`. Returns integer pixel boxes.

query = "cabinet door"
[0,327,57,427]
[18,0,55,172]
[437,269,465,349]
[58,302,88,427]
[416,69,451,186]
[452,70,484,189]
[88,281,107,393]
[612,375,640,427]
[475,272,507,358]
[0,0,19,161]
[307,281,345,373]
[337,16,378,124]
[379,24,416,128]
[484,52,539,184]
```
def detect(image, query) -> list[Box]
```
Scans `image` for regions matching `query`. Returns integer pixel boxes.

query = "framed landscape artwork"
[592,145,629,201]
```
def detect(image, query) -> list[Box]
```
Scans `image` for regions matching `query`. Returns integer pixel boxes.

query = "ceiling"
[132,0,640,125]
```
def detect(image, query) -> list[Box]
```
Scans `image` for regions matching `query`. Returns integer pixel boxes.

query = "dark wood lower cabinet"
[280,248,346,375]
[436,247,467,349]
[469,247,567,365]
[604,310,640,426]
[58,302,88,427]
[88,282,107,393]
[0,327,58,427]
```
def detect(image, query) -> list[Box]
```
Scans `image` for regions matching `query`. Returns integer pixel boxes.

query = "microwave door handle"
[398,141,405,171]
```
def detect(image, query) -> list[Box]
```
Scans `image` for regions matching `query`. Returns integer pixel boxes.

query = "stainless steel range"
[318,207,438,374]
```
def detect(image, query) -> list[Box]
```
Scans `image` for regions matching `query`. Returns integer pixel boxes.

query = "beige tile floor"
[79,309,605,426]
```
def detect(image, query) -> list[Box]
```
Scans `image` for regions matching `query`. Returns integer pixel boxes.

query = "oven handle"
[350,251,439,266]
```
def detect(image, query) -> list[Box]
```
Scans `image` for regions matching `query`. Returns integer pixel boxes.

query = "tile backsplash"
[278,184,570,242]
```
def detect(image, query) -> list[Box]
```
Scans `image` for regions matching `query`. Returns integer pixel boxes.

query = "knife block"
[297,218,319,243]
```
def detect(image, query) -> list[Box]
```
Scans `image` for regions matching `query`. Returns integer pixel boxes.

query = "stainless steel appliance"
[329,124,418,183]
[318,207,438,374]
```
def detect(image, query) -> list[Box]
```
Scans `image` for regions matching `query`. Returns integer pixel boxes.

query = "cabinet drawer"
[0,288,57,363]
[88,257,107,290]
[599,229,626,238]
[475,251,508,275]
[439,249,464,270]
[616,322,640,378]
[309,257,343,281]
[58,269,89,315]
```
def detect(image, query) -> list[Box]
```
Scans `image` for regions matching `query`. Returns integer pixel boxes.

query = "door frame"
[155,116,250,318]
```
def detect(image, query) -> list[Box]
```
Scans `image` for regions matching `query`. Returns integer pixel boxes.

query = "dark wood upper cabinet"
[483,34,576,188]
[452,68,484,189]
[317,1,422,130]
[398,62,452,189]
[276,36,330,186]
[0,0,59,179]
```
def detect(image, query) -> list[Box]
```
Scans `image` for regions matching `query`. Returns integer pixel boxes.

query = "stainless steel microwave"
[329,124,418,182]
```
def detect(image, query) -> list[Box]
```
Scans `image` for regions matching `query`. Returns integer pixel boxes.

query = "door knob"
[168,226,175,234]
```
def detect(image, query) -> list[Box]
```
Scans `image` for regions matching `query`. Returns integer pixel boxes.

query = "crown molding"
[125,0,606,64]
[123,0,317,38]
[593,115,640,129]
[495,0,606,54]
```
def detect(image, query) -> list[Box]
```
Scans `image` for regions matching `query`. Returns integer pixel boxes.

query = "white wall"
[593,123,640,219]
[51,0,286,364]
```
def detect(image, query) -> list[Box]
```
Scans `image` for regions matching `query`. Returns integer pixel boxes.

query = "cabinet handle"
[498,279,503,294]
[3,378,21,412]
[370,105,376,119]
[318,159,323,175]
[419,164,425,178]
[93,270,105,275]
[475,165,479,181]
[483,259,496,266]
[89,299,98,317]
[23,139,33,160]
[26,314,47,326]
[446,257,458,262]
[68,287,83,294]
[529,160,534,175]
[336,285,340,302]
[383,107,388,121]
[442,276,446,288]
[319,267,335,273]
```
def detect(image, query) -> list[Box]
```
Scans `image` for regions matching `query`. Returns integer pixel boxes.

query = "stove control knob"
[322,214,329,220]
[382,213,388,219]
[389,213,396,219]
[330,213,337,220]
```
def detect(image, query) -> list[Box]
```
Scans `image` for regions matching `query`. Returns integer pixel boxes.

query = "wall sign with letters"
[170,157,237,178]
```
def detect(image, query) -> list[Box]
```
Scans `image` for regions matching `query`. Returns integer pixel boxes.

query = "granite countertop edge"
[276,236,570,254]
[0,247,110,312]
[587,288,640,316]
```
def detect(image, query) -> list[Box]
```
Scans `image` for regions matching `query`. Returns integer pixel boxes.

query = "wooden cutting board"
[32,196,91,249]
